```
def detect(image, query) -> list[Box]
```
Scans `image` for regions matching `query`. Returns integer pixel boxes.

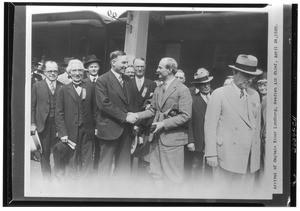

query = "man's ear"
[111,59,116,66]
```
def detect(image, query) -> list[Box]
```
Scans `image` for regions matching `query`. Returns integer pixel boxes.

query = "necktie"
[50,82,55,94]
[240,89,244,98]
[73,83,82,88]
[119,76,124,87]
[137,79,142,91]
[205,94,209,103]
[93,78,96,83]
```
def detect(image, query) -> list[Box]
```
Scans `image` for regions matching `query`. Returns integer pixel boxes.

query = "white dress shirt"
[135,76,145,91]
[111,69,123,86]
[89,75,98,83]
[45,78,56,94]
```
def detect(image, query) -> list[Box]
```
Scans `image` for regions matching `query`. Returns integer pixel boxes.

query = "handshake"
[126,112,138,124]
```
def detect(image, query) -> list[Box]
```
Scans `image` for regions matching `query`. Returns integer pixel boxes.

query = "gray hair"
[66,59,85,73]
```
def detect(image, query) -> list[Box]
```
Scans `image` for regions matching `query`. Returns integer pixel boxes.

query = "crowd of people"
[30,51,268,196]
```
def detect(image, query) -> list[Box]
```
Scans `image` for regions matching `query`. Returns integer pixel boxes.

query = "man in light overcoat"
[205,54,262,194]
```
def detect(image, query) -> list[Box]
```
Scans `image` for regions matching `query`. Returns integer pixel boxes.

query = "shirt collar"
[135,76,144,83]
[45,78,56,86]
[90,75,98,81]
[111,69,122,80]
[232,81,247,97]
[164,77,176,90]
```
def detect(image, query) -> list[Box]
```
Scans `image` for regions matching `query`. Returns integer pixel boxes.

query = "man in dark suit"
[54,59,96,180]
[186,68,213,184]
[130,58,156,178]
[31,61,63,181]
[135,57,192,190]
[95,50,137,180]
[83,55,102,171]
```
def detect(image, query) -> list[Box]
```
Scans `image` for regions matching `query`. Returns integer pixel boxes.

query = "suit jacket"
[95,70,135,140]
[137,79,192,147]
[204,83,261,174]
[187,87,213,152]
[132,77,157,112]
[31,79,63,133]
[55,81,96,143]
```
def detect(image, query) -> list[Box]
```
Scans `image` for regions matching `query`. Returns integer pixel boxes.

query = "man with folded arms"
[31,61,63,182]
[54,59,96,180]
[134,57,192,190]
[205,54,262,194]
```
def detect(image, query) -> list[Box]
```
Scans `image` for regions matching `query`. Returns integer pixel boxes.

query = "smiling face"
[87,62,100,76]
[156,59,172,81]
[124,66,135,79]
[257,81,267,96]
[44,62,59,82]
[112,55,128,75]
[133,59,146,78]
[233,70,256,90]
[68,60,84,83]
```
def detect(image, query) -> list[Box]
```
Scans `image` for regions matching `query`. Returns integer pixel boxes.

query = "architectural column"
[124,11,149,64]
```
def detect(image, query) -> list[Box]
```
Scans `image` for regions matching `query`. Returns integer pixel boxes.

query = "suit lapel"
[41,80,50,104]
[66,83,78,103]
[193,90,206,119]
[224,84,252,128]
[55,81,62,93]
[108,71,127,104]
[160,79,177,109]
[246,92,255,127]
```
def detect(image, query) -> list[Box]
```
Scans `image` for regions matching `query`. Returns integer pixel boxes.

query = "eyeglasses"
[45,70,59,74]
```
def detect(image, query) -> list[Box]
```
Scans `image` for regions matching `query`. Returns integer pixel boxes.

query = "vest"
[48,87,57,118]
[75,91,84,126]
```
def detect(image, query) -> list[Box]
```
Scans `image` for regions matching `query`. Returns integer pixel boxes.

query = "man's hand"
[187,143,195,151]
[95,129,98,135]
[206,156,218,167]
[151,121,164,133]
[61,136,68,143]
[126,112,138,124]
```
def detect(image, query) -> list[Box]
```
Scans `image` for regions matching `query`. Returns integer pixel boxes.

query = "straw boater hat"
[191,68,213,84]
[229,54,263,75]
[83,55,101,69]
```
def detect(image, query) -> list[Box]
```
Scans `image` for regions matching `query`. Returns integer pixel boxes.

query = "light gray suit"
[137,79,192,185]
[205,82,261,176]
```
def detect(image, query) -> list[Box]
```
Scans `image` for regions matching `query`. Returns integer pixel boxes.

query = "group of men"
[31,51,264,194]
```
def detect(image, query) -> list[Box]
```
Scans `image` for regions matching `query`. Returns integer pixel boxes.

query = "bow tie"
[73,83,82,88]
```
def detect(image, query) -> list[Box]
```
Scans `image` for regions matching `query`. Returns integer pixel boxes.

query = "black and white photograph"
[3,1,296,206]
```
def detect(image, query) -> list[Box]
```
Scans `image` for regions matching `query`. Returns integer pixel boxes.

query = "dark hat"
[191,68,213,84]
[83,55,101,69]
[229,54,263,75]
[62,57,74,67]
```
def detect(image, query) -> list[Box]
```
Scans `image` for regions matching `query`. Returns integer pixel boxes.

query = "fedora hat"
[229,54,263,75]
[83,55,101,68]
[191,68,213,84]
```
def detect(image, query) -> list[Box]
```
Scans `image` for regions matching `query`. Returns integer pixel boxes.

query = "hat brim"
[191,76,214,84]
[229,65,263,75]
[84,59,101,68]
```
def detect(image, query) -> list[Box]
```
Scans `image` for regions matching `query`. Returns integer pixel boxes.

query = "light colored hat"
[229,54,263,75]
[191,68,213,84]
